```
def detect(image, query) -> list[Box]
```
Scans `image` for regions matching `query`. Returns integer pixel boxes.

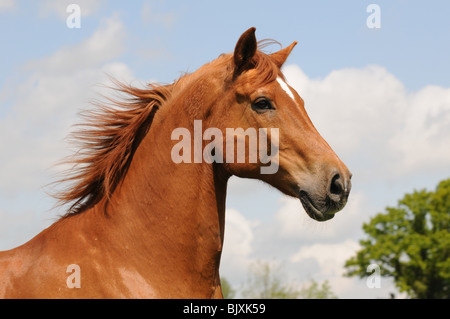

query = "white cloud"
[25,15,125,76]
[284,65,404,155]
[290,240,364,297]
[390,85,450,175]
[0,64,134,193]
[283,64,450,179]
[0,206,55,250]
[0,15,131,197]
[291,240,359,277]
[221,208,256,282]
[0,0,15,11]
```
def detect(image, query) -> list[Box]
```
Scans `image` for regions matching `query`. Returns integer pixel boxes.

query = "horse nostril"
[329,173,344,202]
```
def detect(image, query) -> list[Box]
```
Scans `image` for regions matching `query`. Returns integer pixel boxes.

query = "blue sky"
[2,1,449,90]
[1,0,450,298]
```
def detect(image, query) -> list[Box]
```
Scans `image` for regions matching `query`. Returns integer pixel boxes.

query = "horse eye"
[252,98,274,111]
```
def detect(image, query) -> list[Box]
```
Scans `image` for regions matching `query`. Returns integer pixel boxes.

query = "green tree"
[299,279,337,299]
[241,261,299,299]
[221,277,235,299]
[345,179,450,298]
[241,260,337,299]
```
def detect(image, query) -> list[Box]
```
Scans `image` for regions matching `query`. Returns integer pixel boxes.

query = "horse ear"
[233,27,257,76]
[270,41,298,68]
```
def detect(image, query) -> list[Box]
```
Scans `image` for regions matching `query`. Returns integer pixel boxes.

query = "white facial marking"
[277,77,295,101]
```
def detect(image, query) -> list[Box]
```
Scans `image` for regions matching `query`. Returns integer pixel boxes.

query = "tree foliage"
[221,277,236,299]
[238,260,337,299]
[345,178,450,298]
[241,261,300,299]
[298,278,337,299]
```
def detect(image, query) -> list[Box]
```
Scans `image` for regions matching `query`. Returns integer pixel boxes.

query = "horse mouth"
[298,191,335,222]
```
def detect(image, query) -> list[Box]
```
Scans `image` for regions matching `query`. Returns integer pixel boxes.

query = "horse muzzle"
[297,170,352,222]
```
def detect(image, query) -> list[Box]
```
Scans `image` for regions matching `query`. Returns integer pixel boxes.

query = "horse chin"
[298,191,335,222]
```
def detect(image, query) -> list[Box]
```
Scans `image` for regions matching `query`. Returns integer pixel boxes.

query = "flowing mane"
[55,44,280,217]
[55,80,173,216]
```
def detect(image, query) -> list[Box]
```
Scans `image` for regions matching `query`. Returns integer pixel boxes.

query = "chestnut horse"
[0,28,351,298]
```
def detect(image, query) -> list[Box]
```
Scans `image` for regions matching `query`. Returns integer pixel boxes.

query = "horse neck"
[98,97,229,296]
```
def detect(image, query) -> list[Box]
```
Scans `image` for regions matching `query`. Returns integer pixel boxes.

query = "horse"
[0,27,351,298]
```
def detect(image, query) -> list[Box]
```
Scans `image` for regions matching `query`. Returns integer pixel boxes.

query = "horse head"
[213,27,352,221]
